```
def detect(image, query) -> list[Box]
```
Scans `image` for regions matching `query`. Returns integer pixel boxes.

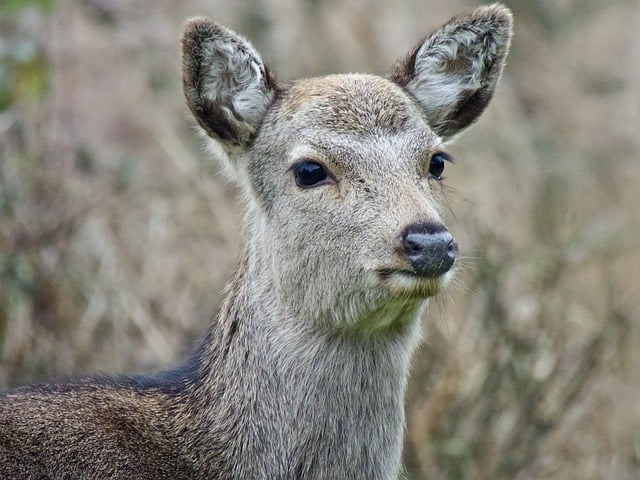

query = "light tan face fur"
[247,75,450,316]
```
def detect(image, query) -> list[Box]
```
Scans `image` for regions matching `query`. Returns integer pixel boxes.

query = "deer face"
[248,75,455,314]
[181,6,512,331]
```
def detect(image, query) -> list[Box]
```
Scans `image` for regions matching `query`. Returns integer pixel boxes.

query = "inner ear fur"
[388,4,513,140]
[181,18,278,148]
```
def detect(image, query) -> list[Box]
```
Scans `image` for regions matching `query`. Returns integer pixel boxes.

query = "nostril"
[447,239,459,258]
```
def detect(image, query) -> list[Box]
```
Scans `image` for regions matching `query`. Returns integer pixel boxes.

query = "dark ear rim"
[181,18,278,147]
[387,4,513,140]
[182,19,235,143]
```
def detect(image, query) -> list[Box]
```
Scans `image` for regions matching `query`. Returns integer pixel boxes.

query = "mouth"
[376,268,447,299]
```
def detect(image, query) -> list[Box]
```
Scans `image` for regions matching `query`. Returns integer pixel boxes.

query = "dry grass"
[1,1,638,478]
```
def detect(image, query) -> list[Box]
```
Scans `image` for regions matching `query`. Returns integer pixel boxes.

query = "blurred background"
[1,0,638,478]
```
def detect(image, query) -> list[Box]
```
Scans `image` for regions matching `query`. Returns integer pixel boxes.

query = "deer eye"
[292,160,334,188]
[428,152,453,180]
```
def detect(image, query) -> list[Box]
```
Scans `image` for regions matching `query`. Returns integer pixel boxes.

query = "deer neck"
[190,243,424,479]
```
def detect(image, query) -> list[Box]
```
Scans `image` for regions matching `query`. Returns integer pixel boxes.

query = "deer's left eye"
[428,152,453,180]
[292,160,335,188]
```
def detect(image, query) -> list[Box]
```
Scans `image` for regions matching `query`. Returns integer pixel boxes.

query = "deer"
[0,4,512,479]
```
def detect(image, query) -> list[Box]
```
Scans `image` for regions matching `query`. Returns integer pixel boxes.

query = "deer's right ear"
[181,18,277,149]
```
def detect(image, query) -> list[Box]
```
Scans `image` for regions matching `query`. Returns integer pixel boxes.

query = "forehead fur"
[280,74,428,136]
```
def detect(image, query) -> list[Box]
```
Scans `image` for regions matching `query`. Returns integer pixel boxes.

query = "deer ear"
[181,18,277,149]
[388,4,513,141]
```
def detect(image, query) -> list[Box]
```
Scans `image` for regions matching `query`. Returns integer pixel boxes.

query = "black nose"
[400,223,458,277]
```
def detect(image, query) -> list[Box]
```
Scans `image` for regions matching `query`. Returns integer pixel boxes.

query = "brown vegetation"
[1,1,638,478]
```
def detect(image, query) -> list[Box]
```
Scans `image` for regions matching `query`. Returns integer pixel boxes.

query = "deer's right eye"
[292,160,335,189]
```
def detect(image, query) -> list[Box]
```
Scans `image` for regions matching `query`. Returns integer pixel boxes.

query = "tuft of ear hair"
[388,4,513,140]
[181,18,278,149]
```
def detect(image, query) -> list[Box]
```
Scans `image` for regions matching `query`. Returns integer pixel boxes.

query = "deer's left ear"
[388,4,513,141]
